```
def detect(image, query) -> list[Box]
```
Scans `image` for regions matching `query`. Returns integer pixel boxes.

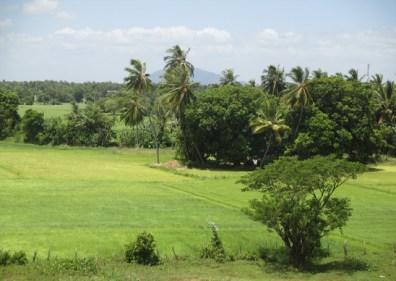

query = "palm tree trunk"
[260,135,272,167]
[293,106,304,139]
[148,117,160,164]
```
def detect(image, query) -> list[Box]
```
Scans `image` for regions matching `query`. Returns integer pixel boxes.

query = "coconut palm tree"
[372,74,395,124]
[312,69,328,79]
[250,98,290,167]
[124,59,151,96]
[219,68,239,85]
[121,94,146,126]
[344,68,365,81]
[122,58,152,148]
[261,65,286,96]
[161,67,199,162]
[161,68,195,121]
[283,66,312,137]
[164,45,194,77]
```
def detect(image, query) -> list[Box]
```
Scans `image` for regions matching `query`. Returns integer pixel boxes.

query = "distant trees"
[241,156,365,268]
[0,81,122,105]
[0,91,19,139]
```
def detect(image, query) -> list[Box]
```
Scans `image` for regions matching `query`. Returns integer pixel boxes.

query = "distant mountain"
[150,68,220,85]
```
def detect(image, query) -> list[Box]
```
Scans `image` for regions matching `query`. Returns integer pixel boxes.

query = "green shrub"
[0,250,28,266]
[125,232,160,265]
[200,223,226,262]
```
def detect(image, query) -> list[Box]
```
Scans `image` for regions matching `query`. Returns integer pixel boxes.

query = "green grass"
[18,103,84,119]
[0,142,395,280]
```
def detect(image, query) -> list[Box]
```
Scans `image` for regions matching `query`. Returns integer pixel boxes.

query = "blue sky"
[0,0,395,82]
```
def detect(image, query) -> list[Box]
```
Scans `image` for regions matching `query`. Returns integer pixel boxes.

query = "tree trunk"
[260,135,272,167]
[156,143,160,164]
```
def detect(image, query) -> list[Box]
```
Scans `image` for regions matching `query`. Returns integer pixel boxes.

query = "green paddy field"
[0,142,395,280]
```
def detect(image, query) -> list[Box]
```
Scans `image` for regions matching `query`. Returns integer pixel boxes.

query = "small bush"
[125,232,160,265]
[200,223,226,262]
[0,250,28,266]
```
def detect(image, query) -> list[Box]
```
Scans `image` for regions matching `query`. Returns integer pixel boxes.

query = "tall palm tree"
[250,98,290,167]
[122,58,151,148]
[219,68,239,85]
[161,67,198,161]
[372,74,395,124]
[283,66,312,137]
[261,65,286,96]
[124,59,152,96]
[164,45,194,77]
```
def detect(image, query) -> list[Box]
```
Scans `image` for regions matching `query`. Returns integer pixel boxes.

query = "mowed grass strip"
[0,142,395,264]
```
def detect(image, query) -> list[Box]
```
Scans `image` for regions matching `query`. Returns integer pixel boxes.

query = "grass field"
[0,142,395,280]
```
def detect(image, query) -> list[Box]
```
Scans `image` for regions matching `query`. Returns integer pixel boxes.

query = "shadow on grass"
[258,247,369,274]
[366,167,383,172]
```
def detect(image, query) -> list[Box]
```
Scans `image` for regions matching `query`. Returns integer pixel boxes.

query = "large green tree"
[183,85,265,164]
[309,76,379,162]
[241,156,365,268]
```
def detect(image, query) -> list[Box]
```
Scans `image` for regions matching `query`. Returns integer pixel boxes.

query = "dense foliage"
[21,109,45,144]
[1,45,395,164]
[241,156,365,267]
[183,85,265,164]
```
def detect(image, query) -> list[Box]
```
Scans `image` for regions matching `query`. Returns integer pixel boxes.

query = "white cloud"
[23,0,71,19]
[23,0,58,14]
[54,26,231,43]
[0,18,12,28]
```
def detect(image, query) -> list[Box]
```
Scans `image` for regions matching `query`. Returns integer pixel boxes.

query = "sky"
[0,0,395,82]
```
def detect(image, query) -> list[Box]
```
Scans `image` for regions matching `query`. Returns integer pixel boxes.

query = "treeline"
[0,80,122,105]
[1,45,395,164]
